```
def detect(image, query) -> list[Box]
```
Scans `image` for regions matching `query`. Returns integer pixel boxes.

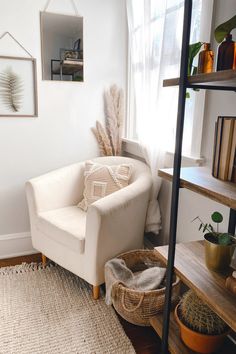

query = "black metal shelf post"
[228,209,236,235]
[161,1,193,352]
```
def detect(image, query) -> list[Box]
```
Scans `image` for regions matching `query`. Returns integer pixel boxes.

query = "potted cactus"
[175,290,229,353]
[192,211,236,272]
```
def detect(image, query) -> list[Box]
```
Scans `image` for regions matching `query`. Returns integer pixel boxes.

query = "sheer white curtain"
[126,0,202,234]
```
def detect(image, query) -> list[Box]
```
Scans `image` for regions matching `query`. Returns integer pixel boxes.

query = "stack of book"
[225,271,236,296]
[212,116,236,182]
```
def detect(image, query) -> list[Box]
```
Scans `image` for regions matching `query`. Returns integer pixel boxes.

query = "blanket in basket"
[105,258,166,305]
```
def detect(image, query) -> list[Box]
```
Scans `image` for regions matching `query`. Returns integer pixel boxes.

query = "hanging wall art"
[0,33,38,117]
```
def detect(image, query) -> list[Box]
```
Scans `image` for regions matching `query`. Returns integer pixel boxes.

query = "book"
[225,276,236,295]
[232,153,236,183]
[218,118,235,180]
[212,121,218,177]
[228,120,236,181]
[212,118,223,178]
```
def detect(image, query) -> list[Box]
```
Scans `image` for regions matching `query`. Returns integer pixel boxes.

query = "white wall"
[158,0,235,245]
[0,0,127,256]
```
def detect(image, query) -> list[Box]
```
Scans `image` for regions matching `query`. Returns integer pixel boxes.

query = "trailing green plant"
[0,66,23,112]
[215,15,236,43]
[179,290,228,335]
[192,211,234,245]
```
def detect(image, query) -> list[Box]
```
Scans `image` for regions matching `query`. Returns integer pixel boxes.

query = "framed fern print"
[0,56,38,117]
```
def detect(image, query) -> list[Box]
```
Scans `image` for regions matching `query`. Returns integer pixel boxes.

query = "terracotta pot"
[175,304,229,353]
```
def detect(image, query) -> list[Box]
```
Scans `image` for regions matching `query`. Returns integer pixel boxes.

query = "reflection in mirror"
[40,12,83,82]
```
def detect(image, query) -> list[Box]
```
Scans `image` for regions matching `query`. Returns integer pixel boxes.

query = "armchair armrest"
[91,175,152,216]
[25,162,85,214]
[84,175,152,285]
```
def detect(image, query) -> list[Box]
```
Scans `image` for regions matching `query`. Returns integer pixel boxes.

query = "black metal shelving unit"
[160,1,236,353]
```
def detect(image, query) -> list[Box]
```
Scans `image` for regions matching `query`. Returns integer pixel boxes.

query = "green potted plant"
[192,211,236,272]
[175,290,229,353]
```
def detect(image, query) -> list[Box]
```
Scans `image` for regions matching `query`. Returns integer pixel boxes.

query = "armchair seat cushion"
[37,206,86,254]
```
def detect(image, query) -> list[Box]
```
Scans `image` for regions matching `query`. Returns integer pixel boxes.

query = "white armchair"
[26,156,152,299]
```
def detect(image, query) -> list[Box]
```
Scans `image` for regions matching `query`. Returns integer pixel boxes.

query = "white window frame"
[125,0,214,160]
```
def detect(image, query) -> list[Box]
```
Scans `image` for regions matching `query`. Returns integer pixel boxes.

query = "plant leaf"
[203,224,208,233]
[215,15,236,43]
[0,67,23,112]
[208,224,214,232]
[186,91,190,99]
[218,233,231,245]
[188,42,203,76]
[211,212,223,224]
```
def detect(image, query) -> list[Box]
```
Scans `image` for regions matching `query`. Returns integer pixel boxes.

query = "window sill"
[122,138,205,167]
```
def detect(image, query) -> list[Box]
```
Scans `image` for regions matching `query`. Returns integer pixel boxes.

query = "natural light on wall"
[126,0,213,158]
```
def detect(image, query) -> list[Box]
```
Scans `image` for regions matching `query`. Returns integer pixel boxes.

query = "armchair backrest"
[26,156,150,215]
[92,156,150,183]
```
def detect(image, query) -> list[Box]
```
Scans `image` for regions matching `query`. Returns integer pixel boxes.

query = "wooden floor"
[0,254,161,354]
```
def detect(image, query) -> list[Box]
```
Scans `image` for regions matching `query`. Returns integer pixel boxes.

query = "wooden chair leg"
[93,285,100,300]
[42,254,47,266]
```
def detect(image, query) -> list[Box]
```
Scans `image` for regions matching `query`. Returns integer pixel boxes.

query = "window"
[126,0,213,158]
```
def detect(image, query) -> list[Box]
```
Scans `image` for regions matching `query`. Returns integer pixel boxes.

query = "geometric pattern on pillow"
[78,161,132,211]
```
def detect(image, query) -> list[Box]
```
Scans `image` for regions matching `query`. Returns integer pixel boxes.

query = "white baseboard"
[0,232,37,259]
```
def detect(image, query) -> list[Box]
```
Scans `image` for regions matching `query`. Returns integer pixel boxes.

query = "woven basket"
[109,249,180,326]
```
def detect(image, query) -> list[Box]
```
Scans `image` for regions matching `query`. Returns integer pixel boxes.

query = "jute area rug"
[0,263,135,354]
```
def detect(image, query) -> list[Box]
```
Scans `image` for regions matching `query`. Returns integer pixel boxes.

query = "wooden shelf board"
[163,69,236,87]
[158,167,236,209]
[150,312,195,354]
[52,60,83,75]
[155,241,236,332]
[150,312,235,354]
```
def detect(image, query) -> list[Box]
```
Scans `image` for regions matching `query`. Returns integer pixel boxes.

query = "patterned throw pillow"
[78,161,132,211]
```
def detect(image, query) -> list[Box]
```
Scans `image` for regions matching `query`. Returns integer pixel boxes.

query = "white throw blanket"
[105,258,166,305]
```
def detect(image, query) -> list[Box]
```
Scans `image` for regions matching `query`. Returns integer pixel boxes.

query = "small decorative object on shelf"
[175,290,229,354]
[225,275,236,295]
[192,211,236,272]
[216,34,236,71]
[215,15,236,71]
[212,116,236,182]
[197,43,214,74]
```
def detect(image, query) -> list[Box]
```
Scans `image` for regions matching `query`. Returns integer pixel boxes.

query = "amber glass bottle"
[197,43,214,74]
[217,34,236,71]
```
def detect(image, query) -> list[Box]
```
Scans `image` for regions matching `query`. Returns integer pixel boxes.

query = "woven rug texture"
[0,263,135,354]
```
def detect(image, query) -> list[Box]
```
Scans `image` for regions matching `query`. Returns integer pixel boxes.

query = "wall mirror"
[40,12,83,82]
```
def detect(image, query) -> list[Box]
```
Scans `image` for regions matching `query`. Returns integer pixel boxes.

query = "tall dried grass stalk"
[92,121,113,156]
[92,85,124,156]
[91,127,106,156]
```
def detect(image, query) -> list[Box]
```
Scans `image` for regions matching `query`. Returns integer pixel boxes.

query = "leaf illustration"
[0,67,23,112]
